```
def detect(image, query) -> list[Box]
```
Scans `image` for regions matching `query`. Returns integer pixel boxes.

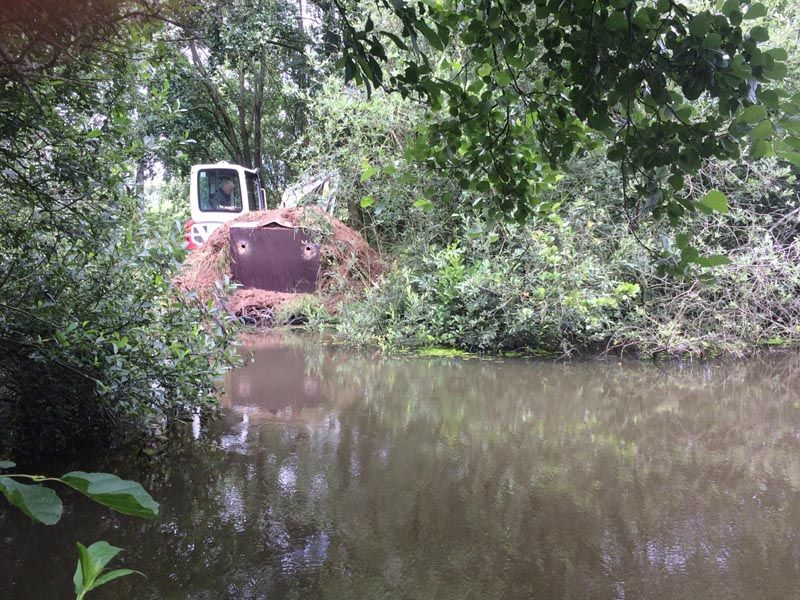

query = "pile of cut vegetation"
[176,207,381,326]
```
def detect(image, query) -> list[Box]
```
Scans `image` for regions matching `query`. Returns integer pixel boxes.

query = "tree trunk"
[189,41,243,163]
[237,67,252,168]
[253,56,265,176]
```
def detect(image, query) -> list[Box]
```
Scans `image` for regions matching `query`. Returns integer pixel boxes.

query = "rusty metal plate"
[229,225,320,293]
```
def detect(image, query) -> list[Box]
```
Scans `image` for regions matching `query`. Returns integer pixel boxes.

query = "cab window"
[198,169,243,213]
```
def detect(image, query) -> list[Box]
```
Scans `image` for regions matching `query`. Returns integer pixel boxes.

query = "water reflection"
[223,335,327,423]
[2,335,800,599]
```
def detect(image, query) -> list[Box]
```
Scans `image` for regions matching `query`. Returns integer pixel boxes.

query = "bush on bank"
[0,16,238,456]
[336,208,800,357]
[287,76,800,358]
[315,135,800,357]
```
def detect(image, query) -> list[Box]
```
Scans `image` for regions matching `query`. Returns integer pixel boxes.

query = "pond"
[2,334,800,599]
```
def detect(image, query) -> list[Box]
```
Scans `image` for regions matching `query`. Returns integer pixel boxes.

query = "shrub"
[337,153,800,358]
[0,22,238,455]
[337,203,645,355]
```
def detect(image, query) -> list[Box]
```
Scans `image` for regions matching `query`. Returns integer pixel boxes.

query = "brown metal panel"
[229,225,320,293]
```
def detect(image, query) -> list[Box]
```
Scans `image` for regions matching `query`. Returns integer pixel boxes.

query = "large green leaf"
[778,116,800,135]
[749,25,769,42]
[0,461,15,469]
[0,476,62,525]
[778,149,800,167]
[74,542,114,595]
[744,3,767,19]
[748,119,774,141]
[60,472,159,518]
[750,139,773,159]
[414,20,444,51]
[360,161,379,182]
[737,104,767,124]
[92,568,142,588]
[697,190,730,214]
[494,70,512,86]
[695,254,732,268]
[413,197,434,211]
[477,63,492,78]
[689,12,711,37]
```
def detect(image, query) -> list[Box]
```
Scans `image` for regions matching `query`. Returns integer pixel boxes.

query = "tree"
[332,0,799,228]
[0,1,238,454]
[147,0,315,195]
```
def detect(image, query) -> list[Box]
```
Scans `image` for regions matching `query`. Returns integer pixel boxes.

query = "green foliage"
[60,471,160,518]
[307,0,800,358]
[334,0,799,222]
[74,541,142,600]
[0,474,63,525]
[336,141,800,357]
[616,154,800,356]
[619,237,800,357]
[0,4,239,454]
[416,347,474,358]
[289,75,445,241]
[149,176,191,226]
[145,0,314,193]
[0,467,158,526]
[0,460,156,597]
[338,200,645,354]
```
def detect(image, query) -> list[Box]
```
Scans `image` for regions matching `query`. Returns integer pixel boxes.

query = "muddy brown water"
[2,335,800,599]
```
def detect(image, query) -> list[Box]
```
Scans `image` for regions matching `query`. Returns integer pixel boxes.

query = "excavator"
[183,162,337,250]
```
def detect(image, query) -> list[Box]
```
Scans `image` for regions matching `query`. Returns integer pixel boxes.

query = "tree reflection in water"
[2,334,800,599]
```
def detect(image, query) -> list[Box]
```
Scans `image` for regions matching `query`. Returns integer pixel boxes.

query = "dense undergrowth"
[336,190,800,358]
[291,80,800,358]
[0,9,239,456]
[278,0,800,359]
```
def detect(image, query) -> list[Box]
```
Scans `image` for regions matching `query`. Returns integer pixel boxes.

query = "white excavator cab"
[185,162,266,249]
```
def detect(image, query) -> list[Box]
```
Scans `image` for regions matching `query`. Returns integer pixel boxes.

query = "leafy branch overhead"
[336,0,798,221]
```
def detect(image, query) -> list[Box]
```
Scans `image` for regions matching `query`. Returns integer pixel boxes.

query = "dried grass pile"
[175,208,381,324]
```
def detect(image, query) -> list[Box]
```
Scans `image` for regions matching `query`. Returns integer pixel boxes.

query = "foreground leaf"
[74,541,140,599]
[92,568,142,588]
[60,472,159,518]
[0,476,62,525]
